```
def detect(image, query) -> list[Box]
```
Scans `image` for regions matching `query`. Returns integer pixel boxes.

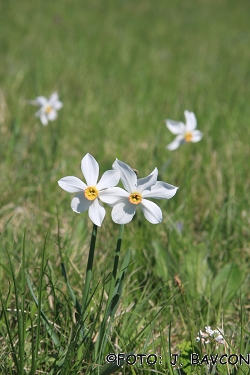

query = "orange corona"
[84,186,98,200]
[45,105,53,114]
[184,132,193,142]
[129,192,142,205]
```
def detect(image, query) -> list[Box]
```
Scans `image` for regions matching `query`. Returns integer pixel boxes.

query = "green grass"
[1,0,250,374]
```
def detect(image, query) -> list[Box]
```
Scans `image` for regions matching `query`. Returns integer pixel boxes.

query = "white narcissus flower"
[100,159,178,225]
[58,153,120,227]
[166,110,203,150]
[29,92,63,125]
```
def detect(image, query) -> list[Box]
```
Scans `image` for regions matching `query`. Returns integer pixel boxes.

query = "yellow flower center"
[84,186,98,201]
[45,105,53,114]
[184,132,193,142]
[129,192,142,205]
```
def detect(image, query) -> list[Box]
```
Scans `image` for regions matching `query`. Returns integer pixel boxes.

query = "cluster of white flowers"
[58,153,178,227]
[196,326,224,345]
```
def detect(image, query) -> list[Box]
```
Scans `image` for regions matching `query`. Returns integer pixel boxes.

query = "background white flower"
[196,326,224,346]
[58,153,120,227]
[29,92,63,125]
[166,110,203,150]
[100,159,178,225]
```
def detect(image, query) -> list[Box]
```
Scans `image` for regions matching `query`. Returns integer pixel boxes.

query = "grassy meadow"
[1,0,250,374]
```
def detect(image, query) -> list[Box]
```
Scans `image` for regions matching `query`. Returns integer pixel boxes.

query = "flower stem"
[112,224,124,283]
[107,224,124,307]
[82,223,98,313]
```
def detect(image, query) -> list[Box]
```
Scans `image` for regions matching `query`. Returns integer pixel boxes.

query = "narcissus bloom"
[29,92,63,125]
[100,159,178,225]
[166,110,203,150]
[58,153,120,227]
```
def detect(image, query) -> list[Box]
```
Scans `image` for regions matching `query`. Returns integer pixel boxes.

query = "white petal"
[71,192,91,213]
[48,109,58,121]
[81,153,99,186]
[112,159,137,193]
[88,198,105,227]
[54,101,63,110]
[137,168,158,193]
[58,176,87,193]
[166,134,184,150]
[184,110,197,131]
[191,129,203,143]
[96,170,120,190]
[40,112,49,126]
[35,96,48,106]
[166,119,185,135]
[111,200,136,224]
[140,199,162,224]
[49,93,63,110]
[99,187,129,205]
[49,92,59,103]
[142,181,178,199]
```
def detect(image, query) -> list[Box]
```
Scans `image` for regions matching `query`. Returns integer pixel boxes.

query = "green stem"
[110,224,124,296]
[82,224,98,312]
[105,224,124,313]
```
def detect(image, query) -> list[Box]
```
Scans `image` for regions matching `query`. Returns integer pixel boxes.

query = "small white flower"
[205,326,215,336]
[58,153,120,227]
[196,329,208,344]
[100,159,178,225]
[196,326,224,346]
[214,328,224,344]
[166,110,203,150]
[29,92,63,125]
[214,334,224,344]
